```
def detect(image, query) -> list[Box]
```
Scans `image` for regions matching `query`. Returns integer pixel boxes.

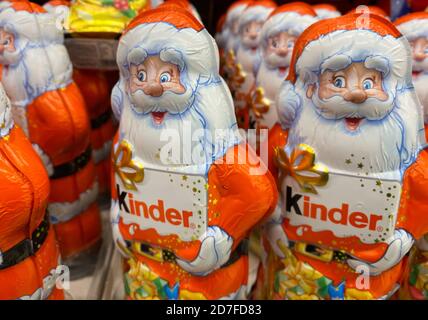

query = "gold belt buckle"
[294,242,334,263]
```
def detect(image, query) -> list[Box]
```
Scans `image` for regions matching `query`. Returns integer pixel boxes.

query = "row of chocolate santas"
[215,1,428,300]
[0,0,428,301]
[0,0,209,300]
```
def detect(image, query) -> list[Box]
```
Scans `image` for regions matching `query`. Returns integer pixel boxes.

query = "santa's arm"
[175,144,278,276]
[396,149,428,240]
[207,144,278,247]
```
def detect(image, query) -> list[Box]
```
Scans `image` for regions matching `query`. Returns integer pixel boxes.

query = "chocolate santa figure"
[43,0,116,199]
[395,12,428,300]
[0,83,63,300]
[267,13,428,299]
[219,1,251,97]
[233,1,275,129]
[0,1,101,262]
[312,3,341,19]
[110,6,277,299]
[249,3,318,132]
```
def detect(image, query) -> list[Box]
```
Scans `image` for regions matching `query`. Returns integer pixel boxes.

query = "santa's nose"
[414,51,426,62]
[0,46,3,54]
[143,82,163,97]
[249,32,258,40]
[344,89,367,104]
[277,47,288,57]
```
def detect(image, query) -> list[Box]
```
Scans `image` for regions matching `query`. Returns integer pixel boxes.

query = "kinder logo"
[286,186,384,231]
[117,184,194,228]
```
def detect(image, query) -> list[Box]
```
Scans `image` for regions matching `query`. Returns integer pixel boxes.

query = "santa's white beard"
[235,46,258,109]
[119,84,240,175]
[288,94,405,180]
[236,45,258,74]
[264,52,291,70]
[412,58,428,73]
[251,61,285,128]
[1,44,72,108]
[412,73,428,123]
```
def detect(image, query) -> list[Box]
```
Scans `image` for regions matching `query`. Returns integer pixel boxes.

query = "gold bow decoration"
[274,144,329,194]
[248,86,270,119]
[113,140,144,191]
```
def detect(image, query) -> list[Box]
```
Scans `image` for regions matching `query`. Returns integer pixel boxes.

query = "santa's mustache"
[311,87,395,121]
[412,58,428,72]
[241,37,260,50]
[129,87,195,115]
[265,52,291,69]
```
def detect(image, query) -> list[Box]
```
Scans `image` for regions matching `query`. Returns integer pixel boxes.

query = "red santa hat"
[285,13,411,89]
[0,0,63,45]
[238,1,276,34]
[260,2,318,48]
[163,0,202,23]
[224,0,252,31]
[394,12,428,41]
[312,3,341,19]
[118,6,216,90]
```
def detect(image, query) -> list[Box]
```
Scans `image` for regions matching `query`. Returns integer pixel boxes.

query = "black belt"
[130,239,248,269]
[90,110,111,130]
[0,214,49,270]
[51,147,92,179]
[288,241,351,264]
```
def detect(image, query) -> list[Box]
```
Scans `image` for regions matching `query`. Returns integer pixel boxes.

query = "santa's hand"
[266,224,289,259]
[347,229,414,276]
[110,200,130,258]
[176,226,233,276]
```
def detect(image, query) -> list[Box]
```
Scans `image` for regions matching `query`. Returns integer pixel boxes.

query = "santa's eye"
[3,38,9,46]
[287,40,294,48]
[271,39,278,48]
[333,76,346,88]
[362,78,374,90]
[160,72,171,83]
[137,70,146,82]
[424,47,428,54]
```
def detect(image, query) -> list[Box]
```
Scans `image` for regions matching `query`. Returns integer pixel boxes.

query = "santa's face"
[264,31,295,71]
[409,37,428,72]
[128,55,192,126]
[0,28,15,59]
[307,62,391,132]
[240,21,263,51]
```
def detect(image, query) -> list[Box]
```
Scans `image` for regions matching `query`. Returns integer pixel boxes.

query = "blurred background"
[31,0,428,34]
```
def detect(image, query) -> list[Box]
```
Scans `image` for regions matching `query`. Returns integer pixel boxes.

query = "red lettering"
[310,203,327,221]
[129,193,135,215]
[328,204,349,225]
[166,208,182,226]
[182,211,193,228]
[149,200,165,222]
[135,200,148,218]
[303,196,310,217]
[349,211,368,228]
[369,215,383,231]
